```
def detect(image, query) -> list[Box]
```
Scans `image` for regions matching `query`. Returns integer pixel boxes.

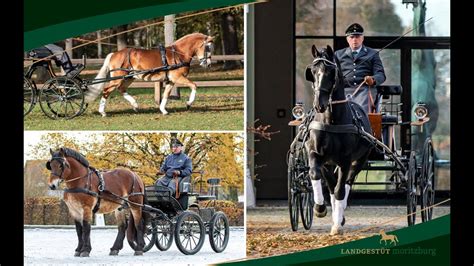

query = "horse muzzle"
[200,58,211,68]
[48,179,61,190]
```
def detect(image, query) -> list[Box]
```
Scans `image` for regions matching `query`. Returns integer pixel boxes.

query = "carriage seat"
[150,176,191,210]
[197,178,221,201]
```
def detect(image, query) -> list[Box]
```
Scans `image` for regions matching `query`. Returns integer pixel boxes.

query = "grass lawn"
[24,86,244,131]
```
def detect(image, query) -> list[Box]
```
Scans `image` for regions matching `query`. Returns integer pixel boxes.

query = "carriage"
[130,172,230,255]
[23,50,89,119]
[24,33,214,119]
[287,84,435,231]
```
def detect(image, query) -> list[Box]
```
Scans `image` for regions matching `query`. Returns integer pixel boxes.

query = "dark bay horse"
[84,32,215,116]
[304,45,373,235]
[47,147,145,256]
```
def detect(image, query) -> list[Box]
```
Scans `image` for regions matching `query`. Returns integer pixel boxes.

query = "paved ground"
[247,205,450,258]
[24,227,245,265]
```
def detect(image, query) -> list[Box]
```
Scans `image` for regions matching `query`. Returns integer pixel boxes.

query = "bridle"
[46,156,68,180]
[46,156,90,183]
[307,57,347,109]
[199,38,214,66]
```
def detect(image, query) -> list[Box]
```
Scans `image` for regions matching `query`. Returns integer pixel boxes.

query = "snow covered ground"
[24,226,245,265]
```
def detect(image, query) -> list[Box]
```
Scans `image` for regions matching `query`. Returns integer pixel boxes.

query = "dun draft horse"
[47,147,145,256]
[304,45,373,235]
[84,32,215,116]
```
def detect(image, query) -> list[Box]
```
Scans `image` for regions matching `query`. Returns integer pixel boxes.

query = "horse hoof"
[341,216,346,226]
[74,251,80,257]
[79,251,90,257]
[330,225,343,235]
[134,251,143,256]
[315,204,327,218]
[109,250,119,256]
[186,104,191,110]
[100,112,107,117]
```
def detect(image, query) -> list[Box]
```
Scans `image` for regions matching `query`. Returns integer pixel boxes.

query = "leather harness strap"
[174,172,180,199]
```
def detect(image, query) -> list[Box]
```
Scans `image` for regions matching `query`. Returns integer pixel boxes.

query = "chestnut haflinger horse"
[304,45,374,235]
[47,147,145,256]
[84,32,214,116]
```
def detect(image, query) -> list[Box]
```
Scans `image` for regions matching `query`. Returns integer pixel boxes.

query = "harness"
[47,156,144,213]
[305,57,370,136]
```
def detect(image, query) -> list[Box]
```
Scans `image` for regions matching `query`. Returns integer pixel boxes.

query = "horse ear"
[326,45,334,58]
[311,45,319,58]
[59,147,65,156]
[206,36,214,42]
[50,148,54,156]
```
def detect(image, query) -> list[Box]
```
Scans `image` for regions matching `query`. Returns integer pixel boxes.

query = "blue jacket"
[334,46,386,88]
[160,152,192,178]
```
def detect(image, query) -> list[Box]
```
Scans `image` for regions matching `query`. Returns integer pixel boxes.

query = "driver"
[334,23,386,113]
[155,139,192,196]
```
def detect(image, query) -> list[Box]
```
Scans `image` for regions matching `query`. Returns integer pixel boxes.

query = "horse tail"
[84,52,113,103]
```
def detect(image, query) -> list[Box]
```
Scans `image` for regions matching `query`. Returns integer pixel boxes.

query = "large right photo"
[245,0,450,258]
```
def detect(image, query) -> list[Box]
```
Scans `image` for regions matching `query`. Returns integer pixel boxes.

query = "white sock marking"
[312,180,324,205]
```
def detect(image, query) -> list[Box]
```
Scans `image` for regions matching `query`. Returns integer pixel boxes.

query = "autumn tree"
[27,132,244,197]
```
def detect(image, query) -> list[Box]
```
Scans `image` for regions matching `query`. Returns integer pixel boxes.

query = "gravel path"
[24,227,245,265]
[247,205,450,257]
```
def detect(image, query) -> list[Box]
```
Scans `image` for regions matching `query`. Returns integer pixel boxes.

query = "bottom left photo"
[24,131,245,265]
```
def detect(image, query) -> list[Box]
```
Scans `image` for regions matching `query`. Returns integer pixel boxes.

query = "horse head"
[47,147,71,190]
[305,44,340,113]
[175,33,215,68]
[196,35,214,68]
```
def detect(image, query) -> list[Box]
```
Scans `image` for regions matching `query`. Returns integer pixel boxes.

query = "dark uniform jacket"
[334,46,386,88]
[160,152,193,183]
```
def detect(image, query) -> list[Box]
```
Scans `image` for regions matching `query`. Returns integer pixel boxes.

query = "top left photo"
[24,7,244,131]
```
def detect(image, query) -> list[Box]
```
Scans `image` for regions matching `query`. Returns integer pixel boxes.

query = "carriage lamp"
[292,102,305,120]
[413,103,428,121]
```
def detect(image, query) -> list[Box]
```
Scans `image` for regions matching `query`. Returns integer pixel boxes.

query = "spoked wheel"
[39,77,85,119]
[288,152,300,231]
[299,149,313,230]
[127,216,157,253]
[155,219,174,251]
[209,211,230,253]
[174,211,205,255]
[24,77,36,116]
[406,151,418,226]
[420,138,435,222]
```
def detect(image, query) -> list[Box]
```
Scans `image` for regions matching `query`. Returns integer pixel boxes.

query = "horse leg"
[130,207,145,255]
[79,208,93,257]
[118,80,137,112]
[74,220,84,256]
[330,162,351,235]
[307,151,327,217]
[175,76,197,109]
[109,209,127,255]
[159,82,175,115]
[98,76,122,117]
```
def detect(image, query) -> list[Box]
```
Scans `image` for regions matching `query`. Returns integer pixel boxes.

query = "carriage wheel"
[127,216,157,252]
[420,138,435,222]
[209,211,230,253]
[24,77,36,116]
[174,211,205,255]
[155,219,174,251]
[406,151,417,226]
[39,77,85,119]
[299,149,314,230]
[288,152,300,231]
